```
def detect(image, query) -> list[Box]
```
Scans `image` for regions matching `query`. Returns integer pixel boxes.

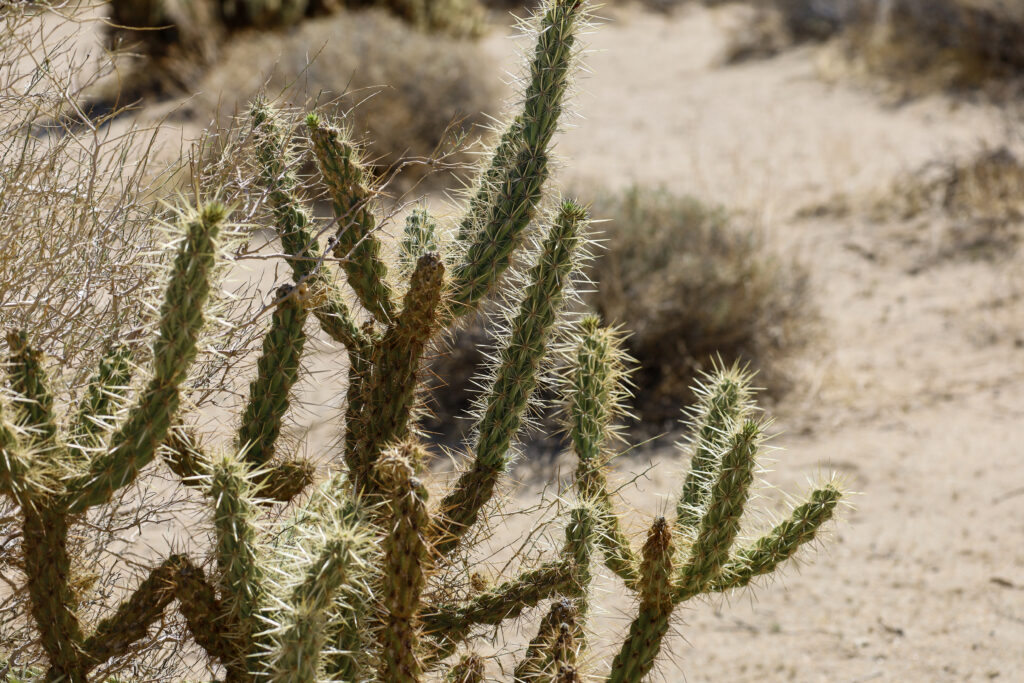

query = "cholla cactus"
[0,1,842,681]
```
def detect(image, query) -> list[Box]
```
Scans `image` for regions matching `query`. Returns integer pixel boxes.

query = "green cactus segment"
[568,318,625,478]
[568,319,639,587]
[456,116,524,243]
[377,447,432,683]
[81,554,188,670]
[66,204,224,514]
[424,560,575,655]
[238,286,308,467]
[0,422,50,508]
[259,458,316,503]
[562,506,594,633]
[450,0,584,318]
[308,114,396,324]
[607,518,675,683]
[174,561,246,680]
[514,598,577,683]
[400,208,440,277]
[210,452,264,648]
[268,528,368,683]
[5,331,58,449]
[23,510,84,683]
[676,368,751,530]
[707,485,842,595]
[343,353,369,479]
[161,426,208,485]
[593,506,640,589]
[435,201,586,556]
[70,342,133,447]
[676,420,761,595]
[323,585,373,682]
[447,652,486,683]
[250,101,364,353]
[353,254,444,487]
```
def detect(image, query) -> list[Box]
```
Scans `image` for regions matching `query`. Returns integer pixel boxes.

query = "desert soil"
[472,4,1024,682]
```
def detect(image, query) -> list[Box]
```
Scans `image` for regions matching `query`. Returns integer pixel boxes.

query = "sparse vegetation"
[587,186,813,426]
[187,8,498,182]
[0,2,843,680]
[713,0,1024,94]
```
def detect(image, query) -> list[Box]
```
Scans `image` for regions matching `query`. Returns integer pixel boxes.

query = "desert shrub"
[712,0,1024,94]
[865,146,1024,266]
[588,186,812,426]
[104,0,485,91]
[187,8,498,182]
[823,0,1024,96]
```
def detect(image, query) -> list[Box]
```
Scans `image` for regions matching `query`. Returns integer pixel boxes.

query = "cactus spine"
[1,2,843,681]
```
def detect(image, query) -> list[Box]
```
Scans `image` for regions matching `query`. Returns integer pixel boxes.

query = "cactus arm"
[592,506,640,589]
[237,285,309,468]
[449,0,584,318]
[258,459,316,504]
[606,518,675,683]
[307,114,397,324]
[353,255,445,489]
[376,448,432,683]
[446,652,486,683]
[65,204,224,515]
[675,369,750,530]
[322,584,373,681]
[675,420,761,595]
[514,598,577,683]
[24,509,85,682]
[568,319,640,587]
[455,116,524,244]
[161,425,308,502]
[250,100,365,353]
[161,426,208,485]
[0,418,52,508]
[400,208,440,278]
[703,485,842,596]
[433,201,586,557]
[209,452,265,653]
[5,331,58,450]
[69,342,133,448]
[423,559,575,659]
[174,560,247,681]
[343,351,369,477]
[80,554,188,672]
[267,529,369,683]
[562,506,594,635]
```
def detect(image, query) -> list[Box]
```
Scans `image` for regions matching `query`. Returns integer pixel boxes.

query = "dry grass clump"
[713,1,1024,95]
[823,0,1024,97]
[587,186,812,426]
[179,8,498,184]
[871,146,1024,265]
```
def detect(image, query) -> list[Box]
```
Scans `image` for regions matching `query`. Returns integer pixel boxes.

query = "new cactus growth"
[0,1,842,680]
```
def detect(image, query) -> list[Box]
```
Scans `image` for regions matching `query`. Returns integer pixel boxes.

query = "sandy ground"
[475,4,1024,681]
